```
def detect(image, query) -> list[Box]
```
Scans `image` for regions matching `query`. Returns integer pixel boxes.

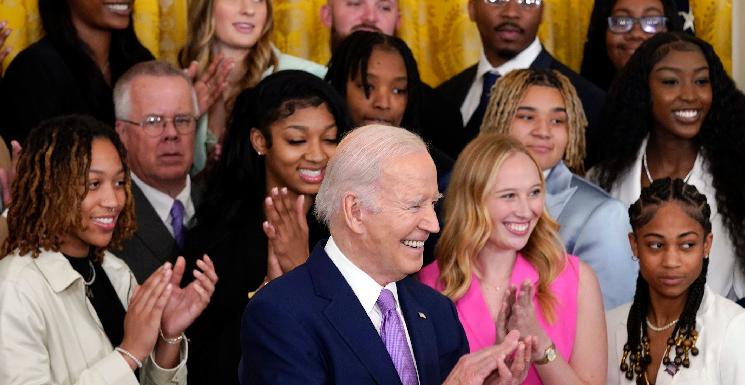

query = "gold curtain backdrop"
[0,0,732,86]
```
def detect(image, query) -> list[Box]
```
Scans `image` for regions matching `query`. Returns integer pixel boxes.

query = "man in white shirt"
[240,124,531,385]
[437,0,605,153]
[112,60,199,282]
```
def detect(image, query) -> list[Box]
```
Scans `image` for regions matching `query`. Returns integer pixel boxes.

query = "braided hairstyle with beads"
[621,178,711,383]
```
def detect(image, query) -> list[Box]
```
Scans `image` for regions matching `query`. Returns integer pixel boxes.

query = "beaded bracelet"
[115,346,143,368]
[159,329,185,345]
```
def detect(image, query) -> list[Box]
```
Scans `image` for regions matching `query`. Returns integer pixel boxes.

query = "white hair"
[113,60,199,120]
[314,124,428,225]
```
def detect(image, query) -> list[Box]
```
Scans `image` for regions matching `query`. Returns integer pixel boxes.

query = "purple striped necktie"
[170,199,185,248]
[377,288,418,385]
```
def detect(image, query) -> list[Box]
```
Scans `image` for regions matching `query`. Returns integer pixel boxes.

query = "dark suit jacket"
[239,243,469,385]
[437,47,606,159]
[112,182,200,282]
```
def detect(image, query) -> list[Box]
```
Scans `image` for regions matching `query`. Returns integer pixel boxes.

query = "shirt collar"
[324,236,399,315]
[131,172,193,224]
[476,37,543,79]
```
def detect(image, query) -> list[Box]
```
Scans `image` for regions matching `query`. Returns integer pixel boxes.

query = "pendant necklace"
[642,151,693,184]
[84,260,96,299]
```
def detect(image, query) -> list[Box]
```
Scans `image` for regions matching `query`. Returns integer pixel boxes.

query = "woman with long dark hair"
[183,70,350,385]
[589,31,745,301]
[0,0,153,142]
[607,178,745,384]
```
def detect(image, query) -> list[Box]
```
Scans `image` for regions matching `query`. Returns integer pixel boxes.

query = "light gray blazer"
[545,162,637,309]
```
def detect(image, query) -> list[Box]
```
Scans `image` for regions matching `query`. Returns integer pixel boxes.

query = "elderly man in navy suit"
[239,125,534,385]
[438,0,605,158]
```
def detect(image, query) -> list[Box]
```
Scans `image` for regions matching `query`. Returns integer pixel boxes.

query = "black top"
[183,200,329,385]
[63,252,126,347]
[0,36,153,142]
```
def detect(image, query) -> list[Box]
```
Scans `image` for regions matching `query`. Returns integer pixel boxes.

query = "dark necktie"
[377,288,418,385]
[170,200,185,249]
[464,71,500,141]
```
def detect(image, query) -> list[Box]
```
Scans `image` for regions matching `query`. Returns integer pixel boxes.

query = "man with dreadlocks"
[606,178,745,385]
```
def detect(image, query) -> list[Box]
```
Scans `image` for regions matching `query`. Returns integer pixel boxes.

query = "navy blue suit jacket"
[239,242,469,385]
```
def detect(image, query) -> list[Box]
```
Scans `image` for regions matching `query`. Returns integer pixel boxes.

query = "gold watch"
[535,342,557,365]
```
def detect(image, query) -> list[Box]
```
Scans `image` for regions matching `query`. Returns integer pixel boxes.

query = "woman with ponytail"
[607,178,745,385]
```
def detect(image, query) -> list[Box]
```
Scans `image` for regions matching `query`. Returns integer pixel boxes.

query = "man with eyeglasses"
[112,60,200,282]
[438,0,605,150]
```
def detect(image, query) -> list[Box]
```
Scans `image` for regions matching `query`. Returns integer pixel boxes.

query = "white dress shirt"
[606,286,745,385]
[460,38,543,125]
[324,237,420,381]
[131,173,196,236]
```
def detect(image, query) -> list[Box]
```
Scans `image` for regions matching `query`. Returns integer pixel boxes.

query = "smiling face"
[345,46,408,127]
[61,138,127,257]
[509,85,569,171]
[68,0,132,32]
[468,0,543,66]
[115,75,196,194]
[605,0,667,70]
[649,48,712,141]
[252,103,338,196]
[484,151,544,254]
[212,0,268,53]
[359,150,440,284]
[321,0,400,47]
[630,202,712,302]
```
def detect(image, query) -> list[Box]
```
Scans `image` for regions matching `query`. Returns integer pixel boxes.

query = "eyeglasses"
[120,114,197,137]
[607,16,667,34]
[483,0,543,9]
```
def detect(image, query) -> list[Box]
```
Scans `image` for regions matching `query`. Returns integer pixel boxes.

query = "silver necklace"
[84,260,96,299]
[646,317,678,332]
[642,151,693,184]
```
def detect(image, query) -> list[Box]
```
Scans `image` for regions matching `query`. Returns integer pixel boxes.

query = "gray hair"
[314,124,428,225]
[113,60,199,119]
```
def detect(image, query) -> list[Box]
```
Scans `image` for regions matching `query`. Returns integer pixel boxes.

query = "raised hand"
[494,286,515,344]
[506,281,551,360]
[442,330,521,385]
[119,264,174,368]
[262,187,310,274]
[184,53,233,115]
[160,255,218,338]
[0,140,21,205]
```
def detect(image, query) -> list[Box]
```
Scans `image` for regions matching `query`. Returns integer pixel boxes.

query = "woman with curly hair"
[180,0,326,173]
[580,0,682,92]
[589,31,745,301]
[0,0,153,142]
[0,115,217,385]
[480,68,636,310]
[419,133,607,385]
[607,178,745,385]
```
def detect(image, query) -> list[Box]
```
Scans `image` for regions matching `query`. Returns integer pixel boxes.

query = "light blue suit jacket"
[545,162,637,309]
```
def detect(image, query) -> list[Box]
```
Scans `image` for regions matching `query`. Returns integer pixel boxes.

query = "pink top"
[419,253,580,385]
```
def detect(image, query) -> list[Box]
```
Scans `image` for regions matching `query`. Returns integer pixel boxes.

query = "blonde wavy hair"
[180,0,278,104]
[435,133,566,322]
[480,69,587,175]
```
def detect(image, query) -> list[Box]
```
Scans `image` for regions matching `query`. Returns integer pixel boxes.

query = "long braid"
[621,178,711,382]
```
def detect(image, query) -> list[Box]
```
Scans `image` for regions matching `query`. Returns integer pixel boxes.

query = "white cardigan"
[589,138,745,299]
[606,286,745,385]
[0,249,187,385]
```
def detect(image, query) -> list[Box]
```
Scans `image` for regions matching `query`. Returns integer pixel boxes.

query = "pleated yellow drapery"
[0,0,733,86]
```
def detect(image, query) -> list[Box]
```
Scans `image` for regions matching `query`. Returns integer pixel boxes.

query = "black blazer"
[437,47,606,162]
[240,242,469,385]
[112,182,201,283]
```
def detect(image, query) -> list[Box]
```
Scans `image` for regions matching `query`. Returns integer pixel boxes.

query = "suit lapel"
[545,162,577,219]
[308,247,402,385]
[131,183,177,263]
[529,47,553,70]
[397,278,439,385]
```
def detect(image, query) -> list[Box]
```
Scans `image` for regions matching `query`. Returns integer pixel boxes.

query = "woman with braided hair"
[0,115,217,385]
[606,178,745,385]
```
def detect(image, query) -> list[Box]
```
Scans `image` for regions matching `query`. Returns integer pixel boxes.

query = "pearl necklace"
[645,317,678,332]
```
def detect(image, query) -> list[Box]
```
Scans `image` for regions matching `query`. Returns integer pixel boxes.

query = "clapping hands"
[263,187,310,280]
